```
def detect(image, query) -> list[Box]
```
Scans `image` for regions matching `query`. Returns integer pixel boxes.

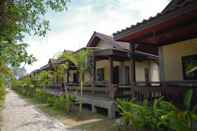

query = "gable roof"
[87,32,159,55]
[87,31,130,50]
[113,0,197,43]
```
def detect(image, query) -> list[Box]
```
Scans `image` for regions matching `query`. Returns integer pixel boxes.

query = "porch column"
[129,44,136,98]
[120,62,125,85]
[159,47,165,81]
[109,57,115,98]
[129,44,136,84]
[92,55,96,94]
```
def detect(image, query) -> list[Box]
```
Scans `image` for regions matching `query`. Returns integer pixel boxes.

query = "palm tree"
[60,49,92,112]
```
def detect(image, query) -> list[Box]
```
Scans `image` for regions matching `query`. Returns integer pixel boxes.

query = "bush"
[12,73,76,114]
[0,78,6,108]
[0,86,5,108]
[53,95,76,112]
[117,91,197,131]
[35,89,48,103]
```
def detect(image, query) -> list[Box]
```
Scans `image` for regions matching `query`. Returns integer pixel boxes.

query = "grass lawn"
[23,96,120,131]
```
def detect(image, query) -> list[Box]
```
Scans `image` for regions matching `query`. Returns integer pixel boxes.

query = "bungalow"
[113,0,197,105]
[66,32,160,99]
[62,32,160,118]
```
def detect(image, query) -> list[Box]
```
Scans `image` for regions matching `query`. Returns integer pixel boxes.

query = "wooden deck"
[46,80,197,118]
[64,81,197,107]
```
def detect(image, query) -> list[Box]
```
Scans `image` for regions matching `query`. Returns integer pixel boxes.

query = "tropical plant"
[53,64,68,90]
[158,89,197,131]
[12,73,76,113]
[60,49,92,112]
[117,99,161,130]
[53,95,76,112]
[117,89,197,131]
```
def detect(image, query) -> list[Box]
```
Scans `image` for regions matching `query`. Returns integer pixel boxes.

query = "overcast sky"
[25,0,170,73]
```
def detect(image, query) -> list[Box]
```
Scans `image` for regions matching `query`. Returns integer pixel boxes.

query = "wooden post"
[109,57,114,98]
[129,44,136,97]
[130,44,136,84]
[92,55,96,94]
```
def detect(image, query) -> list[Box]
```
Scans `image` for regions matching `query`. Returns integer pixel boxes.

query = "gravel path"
[1,89,69,131]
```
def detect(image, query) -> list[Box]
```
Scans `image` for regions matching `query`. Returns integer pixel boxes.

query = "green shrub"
[46,94,56,107]
[11,72,76,114]
[0,85,5,108]
[52,95,76,112]
[35,89,48,103]
[117,90,197,131]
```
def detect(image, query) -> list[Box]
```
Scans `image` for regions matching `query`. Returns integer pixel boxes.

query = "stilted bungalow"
[65,32,160,118]
[30,59,66,90]
[113,0,197,107]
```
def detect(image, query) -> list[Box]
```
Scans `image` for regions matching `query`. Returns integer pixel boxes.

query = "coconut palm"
[60,49,92,112]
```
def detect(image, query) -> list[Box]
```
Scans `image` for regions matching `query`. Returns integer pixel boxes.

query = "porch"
[64,48,158,98]
[65,80,197,107]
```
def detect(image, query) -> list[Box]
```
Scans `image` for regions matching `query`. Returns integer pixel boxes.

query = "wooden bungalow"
[113,0,197,107]
[30,56,75,94]
[64,32,159,118]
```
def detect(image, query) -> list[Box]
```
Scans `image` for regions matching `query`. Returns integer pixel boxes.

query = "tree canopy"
[0,0,69,95]
[0,0,69,72]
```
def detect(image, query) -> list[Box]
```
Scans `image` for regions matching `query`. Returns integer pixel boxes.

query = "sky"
[25,0,170,73]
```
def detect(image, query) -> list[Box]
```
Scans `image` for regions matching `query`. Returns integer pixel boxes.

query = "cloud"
[25,0,170,73]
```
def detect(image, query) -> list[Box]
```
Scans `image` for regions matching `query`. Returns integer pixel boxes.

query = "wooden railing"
[132,81,197,108]
[65,81,108,97]
[48,80,197,107]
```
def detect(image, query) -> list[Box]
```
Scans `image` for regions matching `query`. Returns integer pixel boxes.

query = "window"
[97,68,104,81]
[182,55,197,80]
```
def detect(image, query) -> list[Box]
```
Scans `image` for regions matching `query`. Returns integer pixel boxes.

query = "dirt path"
[1,89,70,131]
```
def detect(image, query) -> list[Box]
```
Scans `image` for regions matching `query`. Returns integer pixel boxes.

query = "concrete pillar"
[92,105,96,113]
[108,103,116,119]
